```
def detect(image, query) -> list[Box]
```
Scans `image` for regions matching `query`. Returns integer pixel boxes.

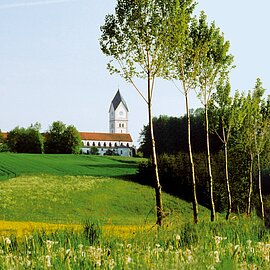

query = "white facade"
[80,132,133,157]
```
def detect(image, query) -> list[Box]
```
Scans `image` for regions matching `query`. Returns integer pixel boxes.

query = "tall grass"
[0,215,268,269]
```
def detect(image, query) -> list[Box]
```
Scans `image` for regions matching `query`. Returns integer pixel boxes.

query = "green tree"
[44,121,81,154]
[7,123,43,153]
[211,82,246,220]
[100,0,187,225]
[250,79,268,219]
[165,2,201,224]
[193,12,234,221]
[62,125,81,154]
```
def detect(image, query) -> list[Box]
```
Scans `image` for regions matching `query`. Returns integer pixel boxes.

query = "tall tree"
[165,1,199,223]
[251,79,268,220]
[211,82,246,220]
[100,0,195,225]
[192,12,234,221]
[239,80,266,217]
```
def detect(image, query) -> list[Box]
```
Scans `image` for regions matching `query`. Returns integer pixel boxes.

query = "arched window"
[93,142,95,146]
[98,142,101,147]
[104,142,106,147]
[114,142,117,147]
[119,123,121,127]
[127,143,129,147]
[87,142,90,146]
[109,142,112,147]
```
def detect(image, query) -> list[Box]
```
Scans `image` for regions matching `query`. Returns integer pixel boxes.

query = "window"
[127,143,129,147]
[114,142,117,147]
[93,142,95,146]
[87,142,90,146]
[98,142,101,147]
[119,123,121,127]
[109,142,112,147]
[104,142,106,147]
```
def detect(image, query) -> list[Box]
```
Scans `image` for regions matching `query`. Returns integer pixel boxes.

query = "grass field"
[0,153,142,180]
[0,153,208,225]
[0,153,269,269]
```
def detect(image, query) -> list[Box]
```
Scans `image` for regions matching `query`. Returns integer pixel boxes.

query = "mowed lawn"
[0,153,203,225]
[0,153,141,180]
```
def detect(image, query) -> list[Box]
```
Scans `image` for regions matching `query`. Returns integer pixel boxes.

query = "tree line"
[100,0,269,225]
[0,121,81,154]
[137,81,270,221]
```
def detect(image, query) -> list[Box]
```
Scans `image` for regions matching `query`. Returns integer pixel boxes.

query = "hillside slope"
[0,153,209,225]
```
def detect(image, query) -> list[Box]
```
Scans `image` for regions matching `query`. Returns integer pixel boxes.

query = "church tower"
[109,90,129,134]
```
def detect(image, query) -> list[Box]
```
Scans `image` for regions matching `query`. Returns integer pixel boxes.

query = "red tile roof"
[0,131,133,143]
[80,132,132,142]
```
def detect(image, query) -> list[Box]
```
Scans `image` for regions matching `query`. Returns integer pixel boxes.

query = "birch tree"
[211,82,246,220]
[240,80,265,217]
[100,0,192,225]
[251,79,268,220]
[165,3,199,224]
[192,12,234,221]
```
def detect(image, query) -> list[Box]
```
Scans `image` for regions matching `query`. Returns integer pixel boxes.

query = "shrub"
[84,219,102,245]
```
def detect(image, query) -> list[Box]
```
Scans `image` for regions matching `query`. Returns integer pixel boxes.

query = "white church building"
[80,90,134,156]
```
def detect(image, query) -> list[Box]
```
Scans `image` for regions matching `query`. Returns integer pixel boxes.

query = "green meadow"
[0,153,269,269]
[0,153,206,225]
[0,153,141,180]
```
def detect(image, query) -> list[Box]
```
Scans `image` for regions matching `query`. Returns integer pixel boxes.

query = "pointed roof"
[111,90,129,112]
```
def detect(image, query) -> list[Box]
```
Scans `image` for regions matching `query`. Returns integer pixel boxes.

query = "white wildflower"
[176,234,181,241]
[45,240,58,250]
[214,250,220,263]
[214,236,227,245]
[4,238,11,245]
[125,256,132,264]
[45,255,52,267]
[183,248,193,262]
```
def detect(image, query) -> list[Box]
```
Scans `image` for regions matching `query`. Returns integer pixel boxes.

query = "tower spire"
[109,90,129,133]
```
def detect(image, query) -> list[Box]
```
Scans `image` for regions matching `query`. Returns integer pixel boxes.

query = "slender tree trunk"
[223,126,232,220]
[247,153,253,216]
[147,69,163,226]
[254,127,264,221]
[205,105,215,221]
[185,93,199,224]
[257,152,264,221]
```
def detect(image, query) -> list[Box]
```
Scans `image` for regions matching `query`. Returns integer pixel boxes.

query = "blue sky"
[0,1,269,146]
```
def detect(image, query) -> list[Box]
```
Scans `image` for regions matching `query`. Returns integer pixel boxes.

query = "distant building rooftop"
[80,132,132,142]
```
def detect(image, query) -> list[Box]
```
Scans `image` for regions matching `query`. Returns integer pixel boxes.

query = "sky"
[0,0,269,147]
